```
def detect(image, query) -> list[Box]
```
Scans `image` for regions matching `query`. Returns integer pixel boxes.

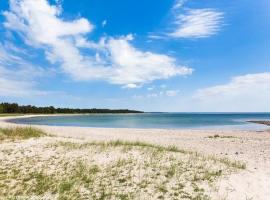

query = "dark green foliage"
[0,102,143,114]
[0,104,4,113]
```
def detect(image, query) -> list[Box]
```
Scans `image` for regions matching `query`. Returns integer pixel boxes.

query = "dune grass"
[0,114,23,117]
[0,127,46,141]
[54,140,246,170]
[0,130,246,200]
[0,138,247,199]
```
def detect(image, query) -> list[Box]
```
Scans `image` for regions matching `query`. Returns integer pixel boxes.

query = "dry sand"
[0,115,270,199]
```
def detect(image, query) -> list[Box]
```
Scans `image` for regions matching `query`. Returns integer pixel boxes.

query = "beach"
[0,115,270,199]
[1,0,269,199]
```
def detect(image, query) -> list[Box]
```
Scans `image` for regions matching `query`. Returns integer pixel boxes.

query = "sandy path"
[1,115,270,199]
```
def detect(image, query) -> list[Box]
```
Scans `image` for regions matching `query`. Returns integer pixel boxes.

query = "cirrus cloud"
[169,8,224,39]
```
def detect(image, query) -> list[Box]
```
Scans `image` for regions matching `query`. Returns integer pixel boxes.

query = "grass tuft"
[55,140,246,169]
[0,127,46,141]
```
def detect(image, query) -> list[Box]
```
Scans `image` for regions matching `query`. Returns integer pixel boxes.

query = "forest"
[0,103,143,114]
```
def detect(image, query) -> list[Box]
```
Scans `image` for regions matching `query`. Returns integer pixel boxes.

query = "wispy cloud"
[102,20,107,27]
[122,83,140,89]
[169,8,224,39]
[172,0,186,10]
[4,0,193,89]
[0,65,38,97]
[148,0,224,40]
[195,72,270,111]
[132,88,180,100]
[0,42,57,97]
[165,90,180,97]
[0,62,50,97]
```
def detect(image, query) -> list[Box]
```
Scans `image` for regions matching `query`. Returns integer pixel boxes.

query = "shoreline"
[2,113,270,132]
[1,115,270,199]
[1,115,269,166]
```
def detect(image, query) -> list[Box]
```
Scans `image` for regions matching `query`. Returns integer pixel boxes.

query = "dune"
[0,115,269,199]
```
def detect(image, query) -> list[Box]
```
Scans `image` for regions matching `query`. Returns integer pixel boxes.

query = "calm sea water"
[10,113,270,130]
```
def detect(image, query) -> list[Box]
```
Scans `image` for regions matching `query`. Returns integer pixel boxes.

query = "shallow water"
[9,113,270,130]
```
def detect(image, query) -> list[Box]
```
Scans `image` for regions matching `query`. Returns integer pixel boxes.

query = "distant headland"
[247,120,270,126]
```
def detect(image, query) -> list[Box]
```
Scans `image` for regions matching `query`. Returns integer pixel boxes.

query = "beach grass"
[0,136,246,200]
[0,127,46,141]
[53,140,246,169]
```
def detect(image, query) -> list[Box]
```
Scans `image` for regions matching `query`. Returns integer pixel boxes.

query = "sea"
[9,113,270,130]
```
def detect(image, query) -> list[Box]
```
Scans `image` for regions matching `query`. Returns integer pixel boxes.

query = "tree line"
[0,103,143,114]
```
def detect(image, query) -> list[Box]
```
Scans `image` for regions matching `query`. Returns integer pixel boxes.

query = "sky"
[0,0,270,112]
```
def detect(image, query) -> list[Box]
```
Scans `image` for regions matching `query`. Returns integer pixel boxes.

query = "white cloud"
[165,90,180,97]
[122,83,140,89]
[147,35,166,40]
[172,0,186,10]
[195,72,270,111]
[0,43,53,97]
[4,0,93,44]
[102,20,107,27]
[0,40,71,100]
[105,35,192,85]
[4,0,193,88]
[146,93,159,98]
[0,65,35,97]
[0,61,48,97]
[160,84,167,89]
[169,8,224,38]
[131,88,180,100]
[147,86,154,91]
[0,61,73,99]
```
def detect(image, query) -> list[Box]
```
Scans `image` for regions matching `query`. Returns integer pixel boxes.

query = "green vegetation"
[54,140,246,169]
[0,139,246,200]
[0,104,3,113]
[0,127,46,141]
[0,136,246,199]
[0,102,142,114]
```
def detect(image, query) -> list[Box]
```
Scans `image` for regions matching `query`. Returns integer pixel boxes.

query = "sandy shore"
[1,115,270,199]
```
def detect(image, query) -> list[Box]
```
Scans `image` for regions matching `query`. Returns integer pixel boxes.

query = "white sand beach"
[0,115,270,199]
[1,0,270,198]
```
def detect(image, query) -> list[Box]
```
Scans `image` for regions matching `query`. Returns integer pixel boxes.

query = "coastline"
[1,115,269,164]
[1,115,270,199]
[4,113,270,131]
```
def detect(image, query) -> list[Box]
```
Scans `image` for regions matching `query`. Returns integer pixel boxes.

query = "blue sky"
[0,0,270,112]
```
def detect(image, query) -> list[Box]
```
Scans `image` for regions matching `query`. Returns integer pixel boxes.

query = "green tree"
[0,104,3,113]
